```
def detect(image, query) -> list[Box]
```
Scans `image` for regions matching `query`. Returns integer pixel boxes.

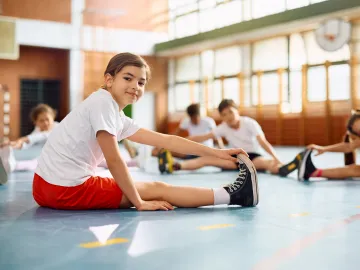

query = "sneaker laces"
[225,168,247,192]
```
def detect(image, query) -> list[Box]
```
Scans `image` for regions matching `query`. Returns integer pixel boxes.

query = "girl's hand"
[213,148,248,162]
[307,144,325,156]
[137,200,174,211]
[10,140,24,149]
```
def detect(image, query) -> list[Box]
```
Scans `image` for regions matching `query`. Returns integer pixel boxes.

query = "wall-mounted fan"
[315,18,351,52]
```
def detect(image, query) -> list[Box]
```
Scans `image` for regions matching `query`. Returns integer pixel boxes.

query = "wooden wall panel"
[2,0,71,23]
[0,46,69,140]
[282,118,301,145]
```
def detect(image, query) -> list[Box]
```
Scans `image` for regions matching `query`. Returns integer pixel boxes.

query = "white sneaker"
[0,146,16,174]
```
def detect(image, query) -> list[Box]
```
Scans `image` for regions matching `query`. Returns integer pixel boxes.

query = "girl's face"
[35,112,54,131]
[105,66,147,109]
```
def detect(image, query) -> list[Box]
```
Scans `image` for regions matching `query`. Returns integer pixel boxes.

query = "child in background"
[0,104,59,184]
[32,52,258,210]
[159,99,301,176]
[152,103,223,159]
[298,110,360,181]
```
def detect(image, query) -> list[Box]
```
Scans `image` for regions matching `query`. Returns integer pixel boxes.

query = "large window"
[168,23,352,115]
[168,0,329,39]
[329,64,350,101]
[214,46,242,77]
[307,66,326,102]
[252,37,288,71]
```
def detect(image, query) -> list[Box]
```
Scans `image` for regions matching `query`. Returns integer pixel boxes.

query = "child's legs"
[120,181,214,208]
[321,164,360,179]
[180,156,237,170]
[250,157,280,174]
[152,147,187,159]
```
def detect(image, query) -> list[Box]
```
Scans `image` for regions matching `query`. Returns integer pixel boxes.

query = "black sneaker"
[0,158,8,185]
[298,149,317,181]
[223,154,259,206]
[278,150,306,177]
[158,149,174,174]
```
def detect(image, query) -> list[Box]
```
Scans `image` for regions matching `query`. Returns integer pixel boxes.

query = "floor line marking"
[79,238,129,248]
[289,212,310,217]
[198,224,235,231]
[252,214,360,270]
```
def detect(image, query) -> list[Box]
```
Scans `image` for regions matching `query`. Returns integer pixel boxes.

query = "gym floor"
[1,147,359,270]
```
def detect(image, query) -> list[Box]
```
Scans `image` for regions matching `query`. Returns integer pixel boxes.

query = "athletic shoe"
[158,149,173,174]
[223,154,259,206]
[278,150,306,177]
[298,149,317,181]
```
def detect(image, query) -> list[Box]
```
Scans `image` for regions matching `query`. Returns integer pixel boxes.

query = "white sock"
[213,188,230,205]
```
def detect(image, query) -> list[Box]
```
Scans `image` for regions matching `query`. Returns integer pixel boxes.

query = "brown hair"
[30,104,57,123]
[186,103,200,117]
[218,99,238,113]
[102,53,151,89]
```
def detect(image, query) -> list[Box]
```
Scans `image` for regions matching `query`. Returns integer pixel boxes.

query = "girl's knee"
[150,181,170,192]
[349,164,360,177]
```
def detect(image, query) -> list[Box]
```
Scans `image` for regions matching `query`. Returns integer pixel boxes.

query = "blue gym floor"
[1,147,360,270]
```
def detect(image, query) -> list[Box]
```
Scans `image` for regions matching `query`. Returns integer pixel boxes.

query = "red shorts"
[32,173,123,210]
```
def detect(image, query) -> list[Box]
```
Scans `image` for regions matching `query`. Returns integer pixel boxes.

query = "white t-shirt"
[179,116,217,147]
[35,89,140,187]
[22,122,60,149]
[212,116,264,153]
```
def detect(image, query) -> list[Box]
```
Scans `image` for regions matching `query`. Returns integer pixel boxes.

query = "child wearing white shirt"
[152,103,223,159]
[0,104,59,184]
[159,99,302,176]
[32,53,259,210]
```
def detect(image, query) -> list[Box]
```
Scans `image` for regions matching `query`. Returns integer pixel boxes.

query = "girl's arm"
[308,139,360,155]
[128,128,247,162]
[97,131,173,211]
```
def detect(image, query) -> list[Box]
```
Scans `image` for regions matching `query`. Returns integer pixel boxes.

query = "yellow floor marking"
[198,224,235,231]
[79,238,129,248]
[289,212,310,218]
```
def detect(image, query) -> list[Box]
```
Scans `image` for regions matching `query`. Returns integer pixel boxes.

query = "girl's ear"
[104,73,113,89]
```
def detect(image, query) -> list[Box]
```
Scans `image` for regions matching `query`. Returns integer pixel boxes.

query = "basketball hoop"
[325,34,336,42]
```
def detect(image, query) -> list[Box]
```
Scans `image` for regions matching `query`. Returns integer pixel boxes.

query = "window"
[253,37,288,71]
[290,34,306,70]
[286,0,309,9]
[199,8,216,32]
[215,46,241,77]
[168,87,176,113]
[211,79,223,109]
[243,78,251,107]
[201,50,214,78]
[252,0,286,19]
[288,70,302,113]
[307,66,326,102]
[251,75,259,105]
[169,0,198,15]
[175,13,199,38]
[329,64,350,101]
[175,83,191,111]
[176,55,200,82]
[223,78,240,103]
[215,1,243,28]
